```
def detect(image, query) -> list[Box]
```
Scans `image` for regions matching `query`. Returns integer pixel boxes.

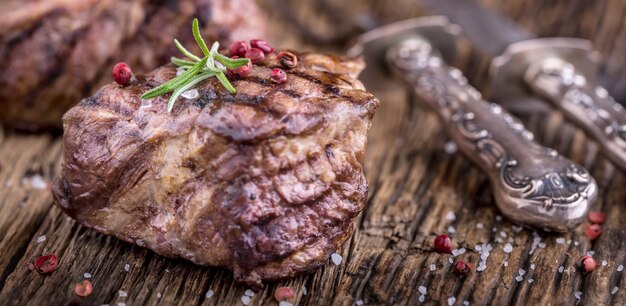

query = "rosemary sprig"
[141,18,250,111]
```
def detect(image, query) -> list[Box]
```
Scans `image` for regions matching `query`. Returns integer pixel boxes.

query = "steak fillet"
[0,0,266,131]
[52,52,379,287]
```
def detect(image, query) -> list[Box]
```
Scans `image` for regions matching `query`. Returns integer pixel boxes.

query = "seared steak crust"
[52,52,379,286]
[0,0,266,131]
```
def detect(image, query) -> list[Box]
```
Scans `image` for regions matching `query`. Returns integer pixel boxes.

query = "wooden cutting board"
[0,1,624,305]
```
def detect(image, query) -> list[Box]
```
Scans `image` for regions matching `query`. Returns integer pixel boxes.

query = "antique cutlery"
[348,17,597,231]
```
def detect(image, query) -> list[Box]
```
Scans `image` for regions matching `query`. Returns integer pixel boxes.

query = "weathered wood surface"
[1,1,625,305]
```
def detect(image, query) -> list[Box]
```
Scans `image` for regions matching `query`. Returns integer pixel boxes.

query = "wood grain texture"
[0,1,625,305]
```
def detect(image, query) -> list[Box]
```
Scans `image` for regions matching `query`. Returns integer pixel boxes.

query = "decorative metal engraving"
[386,38,597,231]
[526,57,626,171]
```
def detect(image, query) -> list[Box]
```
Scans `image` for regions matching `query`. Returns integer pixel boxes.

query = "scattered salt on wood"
[36,235,46,244]
[206,290,214,299]
[278,302,293,306]
[476,223,484,229]
[495,215,502,222]
[612,286,619,295]
[303,287,307,295]
[451,248,466,257]
[558,266,564,273]
[530,264,536,270]
[511,225,523,234]
[447,297,456,306]
[518,269,526,276]
[556,237,565,244]
[503,261,509,267]
[503,243,513,253]
[241,295,251,305]
[587,251,595,256]
[515,276,523,282]
[418,295,425,302]
[331,253,343,266]
[355,300,364,305]
[447,226,456,234]
[617,264,624,272]
[430,264,436,271]
[574,291,582,300]
[463,301,469,306]
[157,293,162,298]
[448,258,453,264]
[443,141,457,154]
[118,290,127,297]
[83,272,92,279]
[445,211,456,221]
[181,89,199,100]
[28,175,48,189]
[244,289,255,297]
[117,303,126,306]
[418,286,427,295]
[528,279,534,284]
[124,264,130,272]
[602,260,608,266]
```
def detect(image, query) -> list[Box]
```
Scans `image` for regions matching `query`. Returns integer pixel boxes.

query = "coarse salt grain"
[303,287,307,295]
[500,231,507,238]
[574,291,582,300]
[612,286,619,295]
[206,290,214,299]
[118,290,127,297]
[449,258,454,264]
[528,279,534,284]
[617,265,624,272]
[511,225,523,234]
[157,293,162,298]
[602,260,608,266]
[587,251,595,257]
[556,237,565,244]
[463,301,469,306]
[477,264,486,272]
[444,141,457,154]
[418,286,427,295]
[176,67,186,76]
[331,253,343,266]
[446,211,456,221]
[29,175,48,189]
[530,264,536,270]
[279,302,293,306]
[452,248,466,257]
[430,264,436,271]
[504,261,509,267]
[244,289,255,297]
[124,264,130,272]
[503,243,513,253]
[476,223,484,229]
[418,295,425,303]
[447,297,456,306]
[181,89,199,100]
[448,226,456,234]
[538,242,546,249]
[241,295,251,305]
[518,269,526,276]
[117,303,126,306]
[356,300,364,306]
[84,272,92,279]
[515,276,523,282]
[558,266,564,273]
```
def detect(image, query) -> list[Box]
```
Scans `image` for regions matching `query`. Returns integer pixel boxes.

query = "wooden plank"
[0,1,625,305]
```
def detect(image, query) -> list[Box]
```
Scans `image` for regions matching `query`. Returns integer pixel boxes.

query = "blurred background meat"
[0,0,267,131]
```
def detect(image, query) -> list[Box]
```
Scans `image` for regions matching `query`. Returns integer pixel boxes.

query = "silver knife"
[426,0,626,172]
[348,17,597,232]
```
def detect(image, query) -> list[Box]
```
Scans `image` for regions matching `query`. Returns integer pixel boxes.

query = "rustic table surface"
[1,1,625,305]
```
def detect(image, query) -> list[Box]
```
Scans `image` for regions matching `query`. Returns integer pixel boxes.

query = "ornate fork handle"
[525,57,626,171]
[386,38,597,231]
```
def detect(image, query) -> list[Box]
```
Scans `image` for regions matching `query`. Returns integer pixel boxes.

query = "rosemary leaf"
[192,18,210,56]
[141,57,208,99]
[214,71,236,94]
[167,71,215,112]
[214,53,250,69]
[174,39,201,62]
[171,57,196,67]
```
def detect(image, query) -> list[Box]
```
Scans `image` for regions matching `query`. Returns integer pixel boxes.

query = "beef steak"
[52,51,379,287]
[0,0,266,131]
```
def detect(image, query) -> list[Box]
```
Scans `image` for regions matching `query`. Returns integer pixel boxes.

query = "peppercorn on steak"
[52,52,379,287]
[0,0,266,131]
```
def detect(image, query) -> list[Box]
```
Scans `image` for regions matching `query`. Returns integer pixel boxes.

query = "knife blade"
[426,0,626,172]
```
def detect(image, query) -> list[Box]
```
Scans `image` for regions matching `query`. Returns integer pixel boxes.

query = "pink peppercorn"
[228,41,248,57]
[245,48,265,64]
[226,56,252,79]
[270,68,287,84]
[250,39,274,54]
[34,254,58,274]
[434,234,453,254]
[453,260,474,276]
[112,62,133,86]
[577,255,596,273]
[274,286,295,302]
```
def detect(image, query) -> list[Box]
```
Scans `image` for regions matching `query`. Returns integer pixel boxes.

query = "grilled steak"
[0,0,266,131]
[52,52,379,287]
